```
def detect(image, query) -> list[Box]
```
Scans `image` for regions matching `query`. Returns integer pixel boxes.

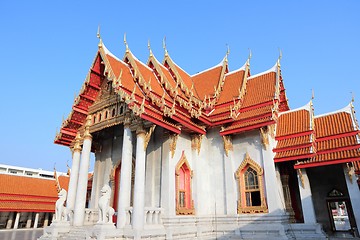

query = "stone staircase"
[57,227,92,240]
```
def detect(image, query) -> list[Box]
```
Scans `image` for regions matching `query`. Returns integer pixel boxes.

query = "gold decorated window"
[236,153,268,214]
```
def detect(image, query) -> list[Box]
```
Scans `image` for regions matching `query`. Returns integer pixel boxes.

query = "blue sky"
[0,1,359,172]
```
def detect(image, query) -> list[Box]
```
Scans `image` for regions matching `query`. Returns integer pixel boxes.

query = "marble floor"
[0,229,43,240]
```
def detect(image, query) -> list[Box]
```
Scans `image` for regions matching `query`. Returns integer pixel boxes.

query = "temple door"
[326,189,356,233]
[112,164,121,224]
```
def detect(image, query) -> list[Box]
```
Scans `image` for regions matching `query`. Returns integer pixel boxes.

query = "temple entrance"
[327,189,355,233]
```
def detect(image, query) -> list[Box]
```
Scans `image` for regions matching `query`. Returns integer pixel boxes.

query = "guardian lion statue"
[55,188,68,221]
[97,184,115,223]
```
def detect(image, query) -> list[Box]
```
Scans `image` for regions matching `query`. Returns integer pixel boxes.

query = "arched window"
[236,153,267,214]
[175,152,194,215]
[112,108,116,117]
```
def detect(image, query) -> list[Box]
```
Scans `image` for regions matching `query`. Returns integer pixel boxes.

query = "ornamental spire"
[163,36,168,56]
[148,39,153,57]
[277,48,282,67]
[124,33,129,53]
[97,25,103,48]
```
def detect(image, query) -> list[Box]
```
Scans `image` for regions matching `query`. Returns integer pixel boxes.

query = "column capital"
[83,115,92,140]
[73,132,82,152]
[124,112,132,128]
[136,124,146,137]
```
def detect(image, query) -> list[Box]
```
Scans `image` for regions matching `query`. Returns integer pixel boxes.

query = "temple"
[42,34,360,240]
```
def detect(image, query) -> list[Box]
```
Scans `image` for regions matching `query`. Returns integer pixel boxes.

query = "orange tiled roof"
[56,41,290,146]
[0,174,70,212]
[276,110,311,137]
[193,65,224,100]
[273,103,315,162]
[242,72,276,108]
[217,69,246,105]
[274,103,360,169]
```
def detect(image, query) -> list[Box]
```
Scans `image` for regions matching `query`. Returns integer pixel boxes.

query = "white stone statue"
[55,189,68,221]
[97,184,115,224]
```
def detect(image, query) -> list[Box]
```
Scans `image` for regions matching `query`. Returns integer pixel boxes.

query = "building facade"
[42,36,360,240]
[0,164,69,230]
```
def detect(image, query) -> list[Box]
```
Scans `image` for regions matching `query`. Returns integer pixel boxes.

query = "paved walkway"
[0,229,43,240]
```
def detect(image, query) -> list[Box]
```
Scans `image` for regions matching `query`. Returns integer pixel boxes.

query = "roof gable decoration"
[229,55,252,120]
[146,44,195,116]
[162,41,201,105]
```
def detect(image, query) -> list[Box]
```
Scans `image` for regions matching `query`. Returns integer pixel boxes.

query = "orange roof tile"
[0,174,70,212]
[317,136,358,152]
[315,112,355,138]
[276,135,311,149]
[218,70,245,105]
[275,147,312,159]
[276,109,311,137]
[242,72,276,108]
[192,66,223,100]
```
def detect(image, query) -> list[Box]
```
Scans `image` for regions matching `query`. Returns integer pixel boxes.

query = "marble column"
[33,213,39,229]
[223,136,237,215]
[343,165,360,234]
[297,168,316,223]
[132,125,147,231]
[73,115,93,226]
[117,119,133,228]
[26,212,32,228]
[43,213,49,227]
[89,159,100,208]
[6,212,14,229]
[13,212,20,229]
[67,132,82,212]
[262,134,285,214]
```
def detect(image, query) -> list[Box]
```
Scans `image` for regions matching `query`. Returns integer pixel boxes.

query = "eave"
[294,157,360,169]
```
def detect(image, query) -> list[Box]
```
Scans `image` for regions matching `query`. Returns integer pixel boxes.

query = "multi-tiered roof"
[274,101,360,171]
[55,37,288,146]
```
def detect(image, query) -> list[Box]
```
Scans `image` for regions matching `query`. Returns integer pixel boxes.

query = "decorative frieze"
[191,134,203,155]
[144,125,156,151]
[346,163,355,183]
[259,127,269,150]
[297,169,305,189]
[222,135,233,157]
[169,134,179,158]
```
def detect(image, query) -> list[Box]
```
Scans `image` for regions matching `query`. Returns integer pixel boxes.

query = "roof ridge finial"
[278,48,282,66]
[351,91,355,103]
[247,48,252,65]
[226,44,230,57]
[97,25,102,48]
[124,33,129,52]
[148,39,153,56]
[311,89,315,100]
[163,36,168,56]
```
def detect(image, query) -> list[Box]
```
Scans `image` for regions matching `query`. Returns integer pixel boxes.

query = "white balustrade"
[84,209,99,225]
[125,207,163,226]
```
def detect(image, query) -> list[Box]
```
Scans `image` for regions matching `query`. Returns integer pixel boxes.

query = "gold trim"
[144,125,156,151]
[235,152,267,214]
[169,134,179,158]
[191,134,203,155]
[73,132,82,152]
[83,115,93,140]
[259,127,269,150]
[222,135,233,157]
[346,163,355,183]
[297,169,305,189]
